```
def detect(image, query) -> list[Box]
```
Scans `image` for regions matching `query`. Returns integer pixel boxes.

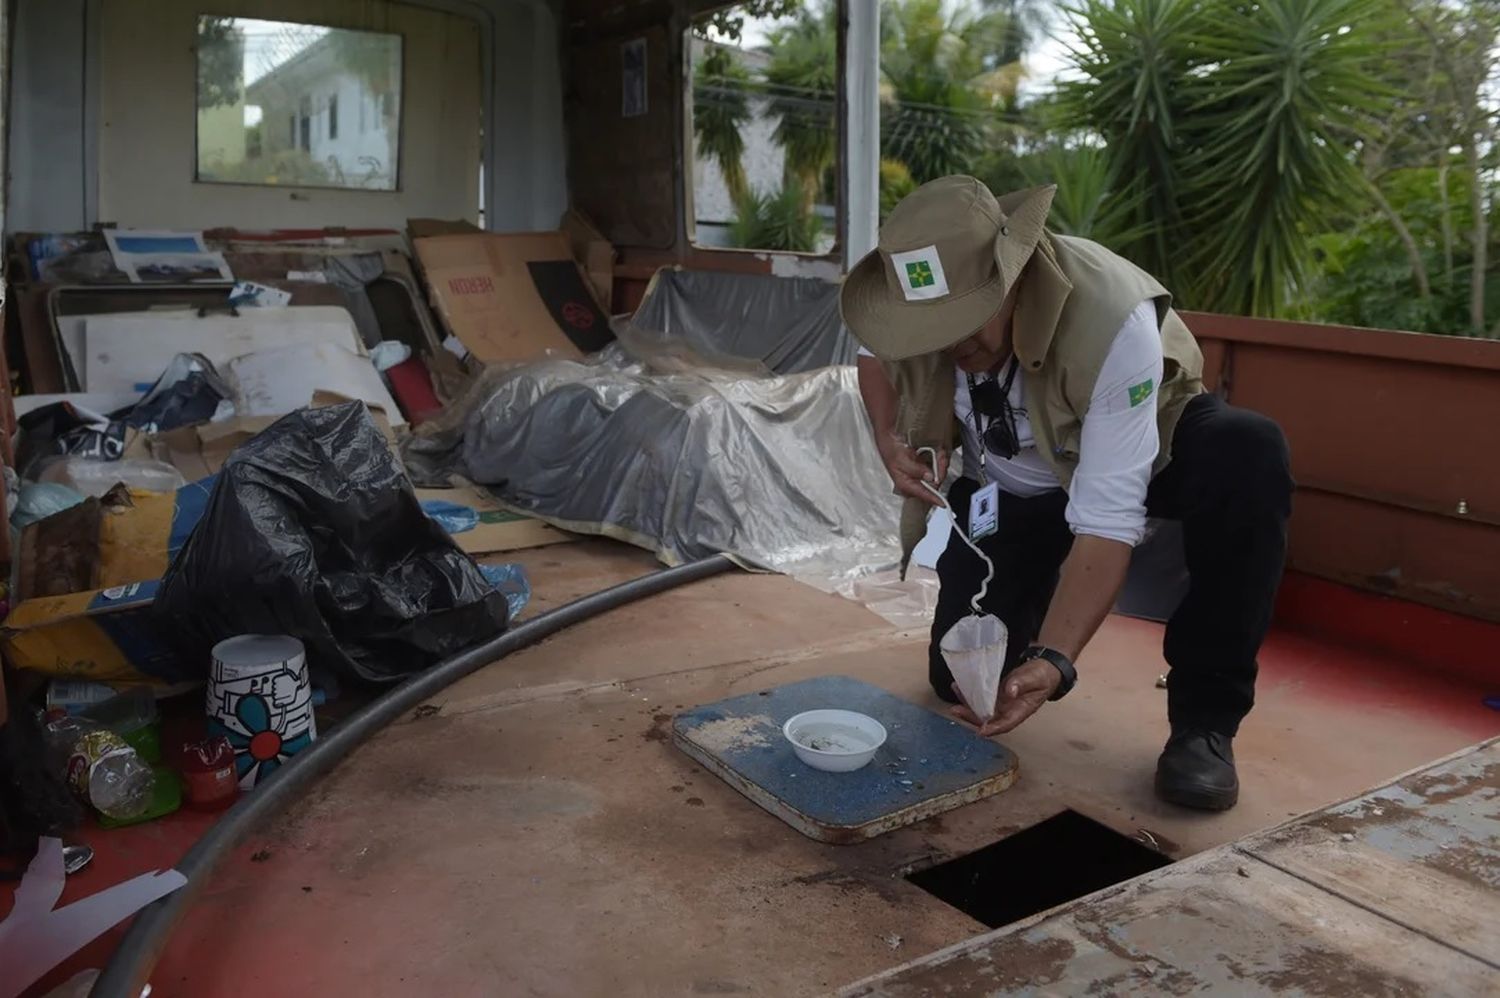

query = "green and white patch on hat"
[889,245,950,302]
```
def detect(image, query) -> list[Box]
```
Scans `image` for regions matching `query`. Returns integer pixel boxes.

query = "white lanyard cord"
[916,446,995,615]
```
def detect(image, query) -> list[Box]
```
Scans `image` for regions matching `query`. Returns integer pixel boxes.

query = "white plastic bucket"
[206,635,317,788]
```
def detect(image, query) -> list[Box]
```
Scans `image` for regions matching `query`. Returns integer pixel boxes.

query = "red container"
[179,736,240,811]
[386,355,443,425]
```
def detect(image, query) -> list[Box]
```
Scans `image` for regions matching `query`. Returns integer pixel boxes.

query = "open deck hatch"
[906,810,1173,928]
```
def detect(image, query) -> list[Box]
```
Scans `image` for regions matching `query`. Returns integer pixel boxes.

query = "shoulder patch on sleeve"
[1127,378,1155,408]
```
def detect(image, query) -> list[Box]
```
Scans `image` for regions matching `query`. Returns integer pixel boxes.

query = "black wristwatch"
[1019,645,1077,701]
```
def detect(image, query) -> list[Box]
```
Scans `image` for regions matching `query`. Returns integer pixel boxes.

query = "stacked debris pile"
[404,269,900,585]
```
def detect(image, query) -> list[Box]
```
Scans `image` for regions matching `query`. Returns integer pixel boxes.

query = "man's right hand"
[878,437,947,508]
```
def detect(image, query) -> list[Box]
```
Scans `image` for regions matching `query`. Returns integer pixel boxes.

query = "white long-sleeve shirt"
[860,299,1164,546]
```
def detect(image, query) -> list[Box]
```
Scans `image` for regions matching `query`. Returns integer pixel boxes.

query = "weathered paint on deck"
[841,739,1500,997]
[25,545,1498,997]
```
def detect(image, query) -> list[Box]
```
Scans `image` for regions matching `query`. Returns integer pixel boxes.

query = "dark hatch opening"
[906,810,1172,929]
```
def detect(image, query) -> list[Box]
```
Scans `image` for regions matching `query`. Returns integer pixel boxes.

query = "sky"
[215,18,333,127]
[233,18,328,87]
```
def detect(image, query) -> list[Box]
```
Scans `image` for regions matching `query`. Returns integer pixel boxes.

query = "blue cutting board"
[673,675,1019,844]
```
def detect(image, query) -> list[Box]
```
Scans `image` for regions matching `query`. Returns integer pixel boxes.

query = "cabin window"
[685,2,840,255]
[195,16,403,191]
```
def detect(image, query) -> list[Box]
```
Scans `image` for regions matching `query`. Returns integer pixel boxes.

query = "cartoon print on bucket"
[206,635,318,788]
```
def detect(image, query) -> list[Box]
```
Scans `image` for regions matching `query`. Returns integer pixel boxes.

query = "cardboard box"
[13,482,211,602]
[411,231,608,365]
[2,581,178,683]
[560,209,615,311]
[139,395,396,480]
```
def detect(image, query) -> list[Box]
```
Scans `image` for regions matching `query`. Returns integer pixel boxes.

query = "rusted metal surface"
[1183,311,1500,623]
[1240,741,1499,966]
[841,738,1500,997]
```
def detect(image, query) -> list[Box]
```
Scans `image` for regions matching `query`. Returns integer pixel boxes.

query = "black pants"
[928,394,1293,737]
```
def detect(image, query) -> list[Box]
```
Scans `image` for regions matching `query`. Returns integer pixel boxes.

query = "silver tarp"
[404,341,904,584]
[403,268,918,602]
[624,268,856,374]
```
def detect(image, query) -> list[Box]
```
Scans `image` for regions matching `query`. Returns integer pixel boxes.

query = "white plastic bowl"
[783,709,887,773]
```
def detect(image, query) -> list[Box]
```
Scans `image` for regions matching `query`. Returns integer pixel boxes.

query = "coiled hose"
[91,554,735,998]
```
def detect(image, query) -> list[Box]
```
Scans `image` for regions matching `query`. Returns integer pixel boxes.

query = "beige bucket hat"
[841,176,1057,361]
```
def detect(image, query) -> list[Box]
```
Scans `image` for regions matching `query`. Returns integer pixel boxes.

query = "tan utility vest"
[880,233,1205,575]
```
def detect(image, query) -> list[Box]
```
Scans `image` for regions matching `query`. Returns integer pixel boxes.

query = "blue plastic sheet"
[479,563,531,620]
[422,499,480,535]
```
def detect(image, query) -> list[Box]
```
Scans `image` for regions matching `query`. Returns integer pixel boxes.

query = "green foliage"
[692,0,1497,335]
[764,3,840,200]
[982,0,1052,67]
[1304,166,1500,334]
[326,28,401,129]
[879,158,918,223]
[728,181,825,252]
[697,0,1028,223]
[1052,0,1397,317]
[1019,144,1150,247]
[1050,0,1200,286]
[327,28,399,98]
[1296,0,1500,336]
[700,1,804,42]
[694,45,754,201]
[1185,0,1394,317]
[197,17,243,110]
[200,148,333,187]
[878,0,1011,183]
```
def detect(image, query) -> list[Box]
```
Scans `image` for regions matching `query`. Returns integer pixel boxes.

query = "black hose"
[92,554,735,998]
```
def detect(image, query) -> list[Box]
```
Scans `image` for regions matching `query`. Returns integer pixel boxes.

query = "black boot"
[1155,729,1239,811]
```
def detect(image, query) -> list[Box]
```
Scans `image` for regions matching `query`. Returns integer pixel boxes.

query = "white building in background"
[247,34,400,190]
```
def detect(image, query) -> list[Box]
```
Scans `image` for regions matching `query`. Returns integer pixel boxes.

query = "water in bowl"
[797,723,876,754]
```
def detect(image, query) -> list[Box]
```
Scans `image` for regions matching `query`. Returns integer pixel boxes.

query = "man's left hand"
[951,659,1062,736]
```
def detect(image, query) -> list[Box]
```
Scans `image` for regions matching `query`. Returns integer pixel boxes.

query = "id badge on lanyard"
[969,481,999,540]
[966,372,1001,541]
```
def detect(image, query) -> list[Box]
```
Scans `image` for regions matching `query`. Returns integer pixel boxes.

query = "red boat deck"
[14,540,1500,997]
[844,738,1499,996]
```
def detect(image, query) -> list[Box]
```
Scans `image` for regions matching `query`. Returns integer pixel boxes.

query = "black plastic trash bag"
[155,402,508,684]
[127,352,232,433]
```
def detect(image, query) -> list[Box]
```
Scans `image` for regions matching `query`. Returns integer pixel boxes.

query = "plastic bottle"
[79,685,161,763]
[45,715,156,821]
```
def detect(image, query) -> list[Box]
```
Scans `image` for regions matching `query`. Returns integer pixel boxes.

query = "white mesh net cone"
[915,446,1008,724]
[940,612,1008,724]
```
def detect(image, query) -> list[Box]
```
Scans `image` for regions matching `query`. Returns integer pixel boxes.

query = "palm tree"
[729,180,825,253]
[982,0,1052,68]
[1020,143,1149,247]
[880,158,917,223]
[879,0,1012,184]
[693,44,754,201]
[1053,0,1396,317]
[763,3,839,208]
